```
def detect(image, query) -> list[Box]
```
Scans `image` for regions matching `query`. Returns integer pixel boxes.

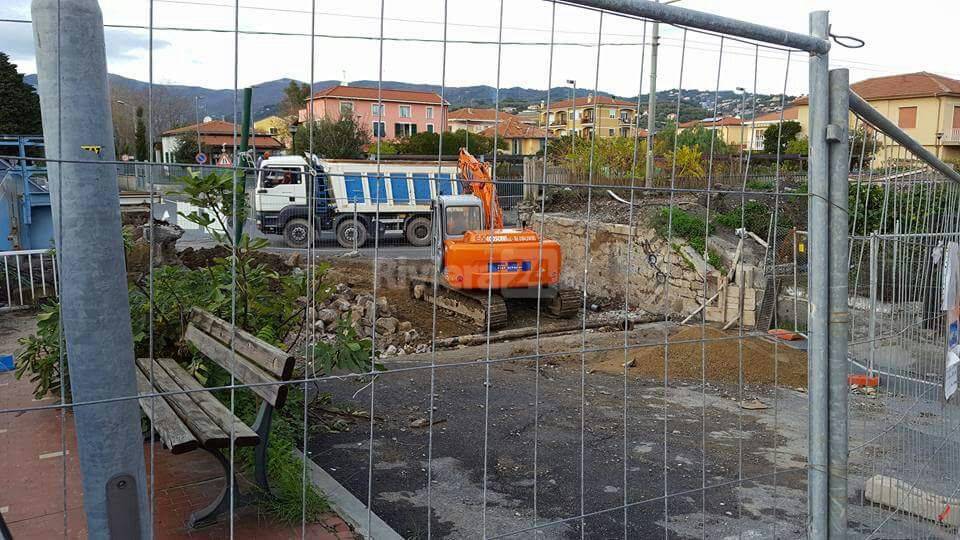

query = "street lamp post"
[115,100,136,158]
[288,120,299,156]
[195,96,204,158]
[566,79,576,154]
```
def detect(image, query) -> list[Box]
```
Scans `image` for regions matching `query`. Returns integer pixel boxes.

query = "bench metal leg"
[188,448,244,529]
[251,401,275,494]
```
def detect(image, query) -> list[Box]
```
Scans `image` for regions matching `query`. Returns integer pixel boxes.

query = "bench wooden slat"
[152,356,259,447]
[135,357,230,449]
[185,323,288,408]
[190,308,295,380]
[135,367,198,455]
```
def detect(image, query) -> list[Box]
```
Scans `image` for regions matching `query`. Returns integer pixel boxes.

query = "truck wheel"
[283,218,312,249]
[405,216,432,247]
[336,219,368,249]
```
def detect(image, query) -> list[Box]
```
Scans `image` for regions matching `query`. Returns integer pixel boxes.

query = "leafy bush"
[656,207,710,254]
[15,303,66,400]
[713,200,771,237]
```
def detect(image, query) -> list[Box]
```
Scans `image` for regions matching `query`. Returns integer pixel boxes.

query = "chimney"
[587,93,593,104]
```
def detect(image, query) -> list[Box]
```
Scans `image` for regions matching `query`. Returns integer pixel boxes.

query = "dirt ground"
[592,325,809,389]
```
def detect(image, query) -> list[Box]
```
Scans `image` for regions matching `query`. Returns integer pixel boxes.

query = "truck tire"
[336,218,368,249]
[405,216,432,247]
[283,218,312,249]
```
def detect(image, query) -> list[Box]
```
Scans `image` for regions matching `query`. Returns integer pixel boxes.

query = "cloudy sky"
[3,0,959,98]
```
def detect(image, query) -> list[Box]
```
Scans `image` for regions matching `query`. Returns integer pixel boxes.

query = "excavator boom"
[457,148,503,230]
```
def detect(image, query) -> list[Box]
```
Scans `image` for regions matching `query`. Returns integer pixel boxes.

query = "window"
[608,108,616,119]
[425,106,434,119]
[261,166,303,188]
[372,103,383,116]
[548,112,555,124]
[268,127,279,135]
[608,128,615,136]
[445,206,481,236]
[620,111,631,123]
[395,123,417,137]
[898,106,917,129]
[426,123,435,133]
[399,105,412,118]
[372,121,386,138]
[339,101,354,117]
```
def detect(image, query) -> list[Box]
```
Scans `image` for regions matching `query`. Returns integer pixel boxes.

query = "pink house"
[298,85,448,140]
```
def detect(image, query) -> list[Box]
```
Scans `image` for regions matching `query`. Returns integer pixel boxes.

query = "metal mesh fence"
[1,1,959,539]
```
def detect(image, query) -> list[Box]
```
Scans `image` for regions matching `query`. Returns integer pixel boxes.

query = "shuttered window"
[898,106,917,129]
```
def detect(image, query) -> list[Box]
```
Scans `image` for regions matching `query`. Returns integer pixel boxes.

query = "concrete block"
[864,474,960,527]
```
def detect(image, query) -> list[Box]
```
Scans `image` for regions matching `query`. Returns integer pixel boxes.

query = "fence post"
[31,0,149,537]
[827,67,850,537]
[806,10,830,540]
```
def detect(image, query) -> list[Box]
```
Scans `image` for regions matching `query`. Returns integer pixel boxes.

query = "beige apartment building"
[540,94,638,139]
[794,72,960,161]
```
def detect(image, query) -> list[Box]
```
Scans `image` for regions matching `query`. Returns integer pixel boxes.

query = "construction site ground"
[307,321,816,539]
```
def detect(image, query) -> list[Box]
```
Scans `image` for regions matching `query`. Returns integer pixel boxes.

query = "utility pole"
[736,86,746,174]
[32,0,149,537]
[644,0,681,188]
[567,79,576,155]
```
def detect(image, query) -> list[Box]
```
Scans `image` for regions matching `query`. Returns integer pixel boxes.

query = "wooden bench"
[136,307,295,528]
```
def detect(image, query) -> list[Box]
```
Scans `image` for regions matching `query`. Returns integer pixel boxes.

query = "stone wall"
[533,213,716,317]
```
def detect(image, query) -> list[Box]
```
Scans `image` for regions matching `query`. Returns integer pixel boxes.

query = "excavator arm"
[457,148,504,230]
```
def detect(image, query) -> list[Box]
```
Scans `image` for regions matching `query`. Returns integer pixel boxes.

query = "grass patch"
[215,378,329,525]
[656,207,710,254]
[713,200,772,238]
[746,179,774,191]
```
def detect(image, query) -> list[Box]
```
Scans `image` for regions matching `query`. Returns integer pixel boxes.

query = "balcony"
[942,128,960,145]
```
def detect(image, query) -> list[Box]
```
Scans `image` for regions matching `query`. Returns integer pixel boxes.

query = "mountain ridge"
[24,73,796,124]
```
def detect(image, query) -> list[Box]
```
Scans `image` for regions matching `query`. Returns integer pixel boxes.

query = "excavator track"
[411,277,509,331]
[546,287,582,318]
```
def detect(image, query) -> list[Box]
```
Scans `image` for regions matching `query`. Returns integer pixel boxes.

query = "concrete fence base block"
[864,474,960,528]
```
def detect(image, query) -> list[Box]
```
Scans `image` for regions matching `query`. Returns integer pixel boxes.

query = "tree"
[134,106,148,161]
[172,132,210,164]
[280,80,310,118]
[394,129,504,155]
[292,116,369,159]
[762,120,802,154]
[0,52,42,134]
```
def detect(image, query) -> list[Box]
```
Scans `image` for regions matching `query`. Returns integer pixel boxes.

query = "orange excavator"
[411,149,580,329]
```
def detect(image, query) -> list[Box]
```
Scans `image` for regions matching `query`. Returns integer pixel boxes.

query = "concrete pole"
[31,1,149,538]
[644,18,659,187]
[806,10,830,540]
[827,67,850,538]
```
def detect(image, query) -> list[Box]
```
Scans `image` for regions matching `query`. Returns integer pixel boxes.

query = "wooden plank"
[153,357,259,447]
[135,367,198,455]
[184,324,287,407]
[190,308,295,380]
[135,357,228,449]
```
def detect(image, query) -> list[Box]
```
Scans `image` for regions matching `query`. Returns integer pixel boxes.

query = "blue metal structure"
[0,135,53,251]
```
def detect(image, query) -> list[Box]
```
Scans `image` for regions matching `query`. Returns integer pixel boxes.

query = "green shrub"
[656,207,710,253]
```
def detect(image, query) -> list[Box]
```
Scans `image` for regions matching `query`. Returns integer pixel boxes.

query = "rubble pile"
[306,283,427,357]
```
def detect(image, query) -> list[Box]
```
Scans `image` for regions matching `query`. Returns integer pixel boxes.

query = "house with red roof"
[159,120,282,164]
[479,117,553,155]
[448,108,518,134]
[298,85,448,140]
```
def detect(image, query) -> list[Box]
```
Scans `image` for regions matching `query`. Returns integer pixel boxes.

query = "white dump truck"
[254,155,459,248]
